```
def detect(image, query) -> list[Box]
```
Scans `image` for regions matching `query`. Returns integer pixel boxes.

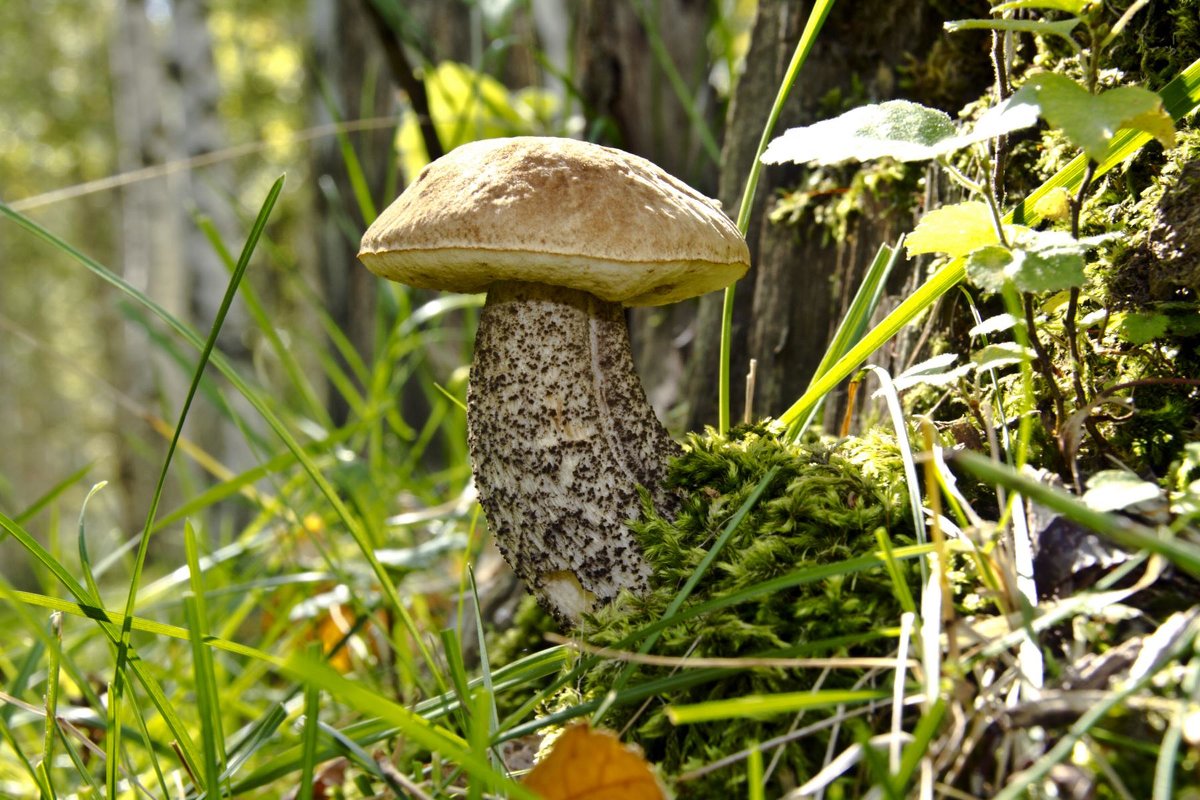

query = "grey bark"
[109,0,188,536]
[685,0,985,430]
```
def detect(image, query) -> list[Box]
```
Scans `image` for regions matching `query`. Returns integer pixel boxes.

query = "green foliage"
[964,231,1113,294]
[1012,73,1175,159]
[906,201,1027,258]
[396,61,568,182]
[579,425,916,797]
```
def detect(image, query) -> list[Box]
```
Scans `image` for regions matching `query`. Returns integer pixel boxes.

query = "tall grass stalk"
[718,0,837,434]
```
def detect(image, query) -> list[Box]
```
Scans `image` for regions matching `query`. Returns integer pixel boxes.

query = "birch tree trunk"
[109,0,188,536]
[168,0,261,487]
[309,0,396,425]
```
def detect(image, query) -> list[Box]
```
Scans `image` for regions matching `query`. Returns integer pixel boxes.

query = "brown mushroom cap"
[358,137,749,306]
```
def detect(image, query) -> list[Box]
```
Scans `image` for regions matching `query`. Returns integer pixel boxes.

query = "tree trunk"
[574,0,718,428]
[309,0,397,424]
[685,0,989,430]
[168,0,262,489]
[109,0,189,536]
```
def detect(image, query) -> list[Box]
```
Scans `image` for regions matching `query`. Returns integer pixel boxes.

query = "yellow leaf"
[906,202,999,257]
[522,724,666,800]
[1032,187,1073,222]
[1126,107,1177,151]
[906,201,1030,257]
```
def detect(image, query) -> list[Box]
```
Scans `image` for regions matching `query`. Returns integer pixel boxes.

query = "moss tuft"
[577,424,916,797]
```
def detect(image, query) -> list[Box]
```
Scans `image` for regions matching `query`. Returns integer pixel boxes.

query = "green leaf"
[1114,312,1171,344]
[973,342,1036,373]
[907,202,1011,257]
[965,230,1099,294]
[965,246,1019,293]
[762,91,1045,167]
[969,90,1043,141]
[1013,74,1175,160]
[944,17,1082,46]
[968,313,1021,337]
[991,0,1090,14]
[761,100,956,165]
[1083,470,1162,512]
[887,353,973,391]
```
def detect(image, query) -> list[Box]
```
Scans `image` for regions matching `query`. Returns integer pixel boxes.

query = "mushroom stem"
[467,280,681,625]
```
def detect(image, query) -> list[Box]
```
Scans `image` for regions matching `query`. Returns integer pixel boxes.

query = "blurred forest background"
[0,0,995,584]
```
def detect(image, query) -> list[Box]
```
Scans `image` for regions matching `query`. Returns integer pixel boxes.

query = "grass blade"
[117,175,284,640]
[667,688,890,724]
[184,521,226,798]
[1,184,449,692]
[719,0,838,433]
[298,680,321,800]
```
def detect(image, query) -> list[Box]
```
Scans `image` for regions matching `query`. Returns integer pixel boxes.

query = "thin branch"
[361,0,443,164]
[544,632,914,671]
[1024,293,1065,432]
[990,28,1013,205]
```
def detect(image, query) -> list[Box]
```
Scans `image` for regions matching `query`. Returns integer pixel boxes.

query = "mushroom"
[359,137,749,625]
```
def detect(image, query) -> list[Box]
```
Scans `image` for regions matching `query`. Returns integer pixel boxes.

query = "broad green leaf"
[964,230,1106,293]
[969,90,1043,141]
[973,342,1035,373]
[1114,312,1171,344]
[965,243,1086,294]
[906,202,1012,257]
[944,17,1082,46]
[762,95,1042,167]
[965,245,1019,293]
[1010,245,1086,292]
[1083,470,1162,512]
[1012,74,1175,160]
[761,100,956,165]
[991,0,1090,14]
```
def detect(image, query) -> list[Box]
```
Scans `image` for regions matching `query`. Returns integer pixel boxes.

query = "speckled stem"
[467,280,682,625]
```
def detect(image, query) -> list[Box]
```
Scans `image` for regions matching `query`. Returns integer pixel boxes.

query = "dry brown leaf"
[522,723,666,800]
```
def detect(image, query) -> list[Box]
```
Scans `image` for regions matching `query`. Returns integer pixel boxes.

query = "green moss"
[1106,0,1200,89]
[576,424,916,797]
[768,158,924,247]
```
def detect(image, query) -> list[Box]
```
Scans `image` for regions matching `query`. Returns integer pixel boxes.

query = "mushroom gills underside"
[467,280,681,624]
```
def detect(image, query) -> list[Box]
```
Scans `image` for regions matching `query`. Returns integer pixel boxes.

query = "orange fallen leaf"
[522,723,665,800]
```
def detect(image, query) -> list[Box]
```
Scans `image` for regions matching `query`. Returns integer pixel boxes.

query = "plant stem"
[989,28,1013,205]
[1024,292,1064,432]
[718,0,837,435]
[1064,161,1098,408]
